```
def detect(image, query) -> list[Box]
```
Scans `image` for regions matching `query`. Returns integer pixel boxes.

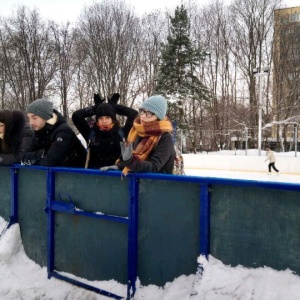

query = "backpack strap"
[87,129,96,147]
[118,128,125,142]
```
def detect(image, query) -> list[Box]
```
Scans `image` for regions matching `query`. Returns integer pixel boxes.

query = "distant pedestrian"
[265,148,279,173]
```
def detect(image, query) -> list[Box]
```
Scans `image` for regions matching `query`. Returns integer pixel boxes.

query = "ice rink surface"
[185,168,300,184]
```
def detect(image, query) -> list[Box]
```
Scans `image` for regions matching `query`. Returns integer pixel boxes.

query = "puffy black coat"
[0,111,33,165]
[22,110,86,167]
[72,104,137,169]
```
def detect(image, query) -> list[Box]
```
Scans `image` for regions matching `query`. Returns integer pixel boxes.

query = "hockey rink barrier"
[1,165,300,299]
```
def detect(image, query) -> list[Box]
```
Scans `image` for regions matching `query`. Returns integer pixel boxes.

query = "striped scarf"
[121,116,173,175]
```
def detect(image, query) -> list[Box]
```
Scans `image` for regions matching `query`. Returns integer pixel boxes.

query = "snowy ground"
[1,150,300,299]
[1,219,300,300]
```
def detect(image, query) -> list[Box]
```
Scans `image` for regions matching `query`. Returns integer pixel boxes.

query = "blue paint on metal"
[50,200,129,223]
[46,170,55,275]
[45,168,130,299]
[49,271,124,299]
[127,177,139,299]
[8,167,18,227]
[6,164,300,297]
[200,183,210,258]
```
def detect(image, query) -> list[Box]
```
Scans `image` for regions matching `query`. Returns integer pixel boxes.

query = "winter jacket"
[265,150,276,163]
[0,111,33,165]
[117,132,176,174]
[72,104,137,169]
[22,109,86,167]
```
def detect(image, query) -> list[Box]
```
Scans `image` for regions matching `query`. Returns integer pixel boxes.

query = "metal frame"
[44,168,135,300]
[5,164,300,298]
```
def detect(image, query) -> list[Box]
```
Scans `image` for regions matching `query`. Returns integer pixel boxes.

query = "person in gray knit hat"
[115,95,176,175]
[27,99,54,121]
[22,98,86,167]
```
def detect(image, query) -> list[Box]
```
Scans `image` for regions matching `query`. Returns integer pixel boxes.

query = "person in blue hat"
[116,95,175,175]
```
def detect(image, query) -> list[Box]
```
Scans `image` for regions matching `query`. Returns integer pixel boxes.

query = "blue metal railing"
[3,164,300,298]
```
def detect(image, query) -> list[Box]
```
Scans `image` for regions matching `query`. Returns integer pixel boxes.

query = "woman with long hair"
[0,109,33,165]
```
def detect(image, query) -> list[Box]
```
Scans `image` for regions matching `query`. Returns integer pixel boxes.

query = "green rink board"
[0,167,11,221]
[53,173,129,283]
[17,168,48,267]
[54,172,129,216]
[54,212,128,282]
[137,179,200,286]
[210,184,300,274]
[5,167,300,287]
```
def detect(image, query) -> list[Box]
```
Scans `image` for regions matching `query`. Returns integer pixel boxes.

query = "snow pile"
[1,217,300,299]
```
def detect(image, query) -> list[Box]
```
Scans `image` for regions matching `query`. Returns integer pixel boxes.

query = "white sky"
[1,0,299,23]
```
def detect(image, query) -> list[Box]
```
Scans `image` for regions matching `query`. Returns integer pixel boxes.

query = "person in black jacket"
[116,95,175,175]
[22,99,86,167]
[0,110,33,165]
[72,93,138,169]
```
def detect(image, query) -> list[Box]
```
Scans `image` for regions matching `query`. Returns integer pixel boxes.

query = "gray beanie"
[140,95,167,120]
[27,99,53,120]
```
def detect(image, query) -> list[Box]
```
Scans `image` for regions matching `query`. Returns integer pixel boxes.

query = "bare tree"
[228,0,279,145]
[0,6,57,110]
[77,0,141,106]
[137,12,168,100]
[51,22,77,119]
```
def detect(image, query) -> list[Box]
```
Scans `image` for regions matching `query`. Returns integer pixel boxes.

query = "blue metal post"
[200,183,210,258]
[46,169,55,277]
[9,167,18,227]
[127,176,139,299]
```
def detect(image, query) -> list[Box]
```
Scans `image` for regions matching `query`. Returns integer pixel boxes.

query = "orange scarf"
[121,117,173,175]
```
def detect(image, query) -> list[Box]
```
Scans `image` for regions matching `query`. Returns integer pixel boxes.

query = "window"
[290,13,300,22]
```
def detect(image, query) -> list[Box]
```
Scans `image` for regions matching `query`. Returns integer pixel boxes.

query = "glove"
[108,93,120,107]
[21,149,45,166]
[99,165,119,171]
[94,93,105,107]
[120,142,133,161]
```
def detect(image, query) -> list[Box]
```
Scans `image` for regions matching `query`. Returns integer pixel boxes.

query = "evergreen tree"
[156,5,210,128]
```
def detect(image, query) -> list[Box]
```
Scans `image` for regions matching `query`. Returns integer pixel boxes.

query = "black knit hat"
[95,103,116,120]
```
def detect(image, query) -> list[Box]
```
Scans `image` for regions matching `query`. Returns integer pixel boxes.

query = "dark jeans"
[268,162,279,172]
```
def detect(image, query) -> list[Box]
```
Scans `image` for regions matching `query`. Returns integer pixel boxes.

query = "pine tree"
[156,5,210,128]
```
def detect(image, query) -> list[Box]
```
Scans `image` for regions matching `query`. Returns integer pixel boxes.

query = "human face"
[97,116,113,130]
[139,109,158,124]
[27,113,47,131]
[0,122,5,134]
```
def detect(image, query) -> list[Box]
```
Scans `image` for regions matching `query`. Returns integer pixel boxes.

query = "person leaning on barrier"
[0,109,33,165]
[22,99,86,167]
[72,93,138,169]
[114,95,175,175]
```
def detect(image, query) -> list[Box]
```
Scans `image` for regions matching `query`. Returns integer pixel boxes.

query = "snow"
[1,150,300,299]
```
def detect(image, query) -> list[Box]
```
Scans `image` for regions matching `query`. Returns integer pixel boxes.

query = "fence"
[1,165,300,299]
